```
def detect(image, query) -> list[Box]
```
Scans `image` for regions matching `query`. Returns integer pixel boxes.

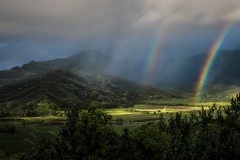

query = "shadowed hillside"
[1,49,240,113]
[0,67,174,116]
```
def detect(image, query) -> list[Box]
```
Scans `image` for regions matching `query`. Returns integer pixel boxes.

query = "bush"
[22,94,240,159]
[121,101,134,108]
[0,125,16,134]
[99,102,119,108]
[23,119,50,125]
[115,117,123,125]
[0,111,11,117]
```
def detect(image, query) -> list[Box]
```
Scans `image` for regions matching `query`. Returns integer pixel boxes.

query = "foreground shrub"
[0,125,16,134]
[115,117,123,125]
[23,94,240,159]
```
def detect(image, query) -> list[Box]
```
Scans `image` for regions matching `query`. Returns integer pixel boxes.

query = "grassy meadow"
[0,96,232,157]
[0,125,60,159]
[106,104,208,132]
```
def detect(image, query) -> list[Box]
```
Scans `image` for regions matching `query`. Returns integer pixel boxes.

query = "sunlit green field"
[0,98,231,156]
[141,97,232,107]
[106,104,210,131]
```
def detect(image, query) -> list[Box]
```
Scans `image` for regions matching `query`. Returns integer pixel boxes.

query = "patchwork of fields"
[0,104,214,156]
[107,104,208,131]
[0,125,60,154]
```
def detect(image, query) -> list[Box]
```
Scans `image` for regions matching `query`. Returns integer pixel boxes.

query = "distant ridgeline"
[0,55,173,117]
[1,49,240,88]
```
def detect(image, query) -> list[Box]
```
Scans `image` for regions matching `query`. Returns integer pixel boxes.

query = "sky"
[0,0,240,70]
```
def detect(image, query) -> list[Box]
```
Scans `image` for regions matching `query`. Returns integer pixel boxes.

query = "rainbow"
[140,4,182,84]
[195,21,237,105]
[141,22,167,84]
[140,3,186,84]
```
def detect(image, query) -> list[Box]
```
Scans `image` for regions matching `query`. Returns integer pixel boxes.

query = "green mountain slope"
[0,67,173,116]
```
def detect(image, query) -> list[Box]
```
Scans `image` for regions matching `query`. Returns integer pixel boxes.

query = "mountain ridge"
[0,55,176,116]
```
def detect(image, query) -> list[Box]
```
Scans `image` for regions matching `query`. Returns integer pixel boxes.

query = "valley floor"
[0,103,215,158]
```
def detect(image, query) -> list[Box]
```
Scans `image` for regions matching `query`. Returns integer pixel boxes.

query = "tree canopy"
[23,94,240,159]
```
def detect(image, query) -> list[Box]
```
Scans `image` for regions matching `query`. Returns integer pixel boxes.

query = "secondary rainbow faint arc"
[195,21,237,105]
[141,21,167,84]
[141,3,182,84]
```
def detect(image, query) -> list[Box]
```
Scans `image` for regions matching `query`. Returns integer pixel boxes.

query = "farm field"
[107,104,207,120]
[0,103,215,156]
[141,97,232,107]
[106,104,208,131]
[0,125,60,158]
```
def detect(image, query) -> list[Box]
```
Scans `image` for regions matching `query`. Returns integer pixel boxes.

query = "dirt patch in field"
[133,118,160,122]
[50,121,66,126]
[136,106,165,110]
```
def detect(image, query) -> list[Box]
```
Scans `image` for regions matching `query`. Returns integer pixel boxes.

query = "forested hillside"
[1,49,240,89]
[0,68,172,117]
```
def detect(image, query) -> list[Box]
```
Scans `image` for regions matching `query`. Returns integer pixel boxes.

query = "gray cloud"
[0,0,143,39]
[0,0,240,70]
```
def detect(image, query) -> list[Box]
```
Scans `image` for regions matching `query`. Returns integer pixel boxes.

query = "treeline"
[0,69,169,117]
[0,125,16,134]
[21,94,240,159]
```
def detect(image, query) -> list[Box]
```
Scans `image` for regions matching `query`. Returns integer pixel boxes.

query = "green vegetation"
[0,69,174,117]
[140,97,194,106]
[0,104,211,158]
[0,125,60,159]
[2,51,240,159]
[195,84,240,105]
[0,125,16,134]
[11,94,240,159]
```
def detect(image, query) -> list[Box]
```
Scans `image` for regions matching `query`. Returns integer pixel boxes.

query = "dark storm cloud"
[0,0,240,70]
[0,0,143,39]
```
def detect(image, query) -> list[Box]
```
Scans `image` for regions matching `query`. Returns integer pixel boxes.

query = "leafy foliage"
[115,117,123,125]
[0,69,171,117]
[22,94,240,159]
[0,125,16,134]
